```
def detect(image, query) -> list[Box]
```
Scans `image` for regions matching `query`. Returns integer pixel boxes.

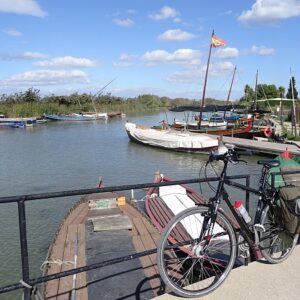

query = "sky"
[0,0,300,100]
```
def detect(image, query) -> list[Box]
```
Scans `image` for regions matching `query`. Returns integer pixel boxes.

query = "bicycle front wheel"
[260,205,299,264]
[157,206,237,298]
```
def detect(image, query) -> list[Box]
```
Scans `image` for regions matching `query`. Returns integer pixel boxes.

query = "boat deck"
[44,192,163,300]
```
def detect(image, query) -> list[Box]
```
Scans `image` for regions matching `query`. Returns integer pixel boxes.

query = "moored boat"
[44,112,108,121]
[0,117,37,127]
[125,122,219,153]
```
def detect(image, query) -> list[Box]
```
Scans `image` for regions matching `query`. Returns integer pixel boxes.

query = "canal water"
[0,112,264,299]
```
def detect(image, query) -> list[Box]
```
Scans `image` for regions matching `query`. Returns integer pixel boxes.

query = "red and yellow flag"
[211,36,226,48]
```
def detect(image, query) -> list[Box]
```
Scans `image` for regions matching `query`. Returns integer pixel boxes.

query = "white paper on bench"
[159,185,226,240]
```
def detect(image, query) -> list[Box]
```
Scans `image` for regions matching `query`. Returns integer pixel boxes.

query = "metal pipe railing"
[0,174,251,299]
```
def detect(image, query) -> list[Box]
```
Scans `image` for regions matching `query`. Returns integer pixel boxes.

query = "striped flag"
[211,36,226,48]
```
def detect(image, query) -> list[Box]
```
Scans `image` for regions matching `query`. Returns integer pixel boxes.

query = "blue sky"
[0,0,300,100]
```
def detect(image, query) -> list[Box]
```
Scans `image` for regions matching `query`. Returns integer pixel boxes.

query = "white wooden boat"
[125,122,219,153]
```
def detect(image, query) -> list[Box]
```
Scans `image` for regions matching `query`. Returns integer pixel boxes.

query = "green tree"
[22,88,41,102]
[286,76,298,99]
[256,84,279,99]
[240,84,255,102]
[278,86,285,98]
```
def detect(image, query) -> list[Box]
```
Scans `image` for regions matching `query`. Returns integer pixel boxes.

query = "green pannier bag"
[279,185,300,234]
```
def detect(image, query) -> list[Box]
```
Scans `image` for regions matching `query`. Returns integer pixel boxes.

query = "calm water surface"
[0,112,264,299]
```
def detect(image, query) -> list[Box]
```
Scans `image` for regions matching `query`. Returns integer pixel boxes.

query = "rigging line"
[93,77,118,99]
[211,70,234,100]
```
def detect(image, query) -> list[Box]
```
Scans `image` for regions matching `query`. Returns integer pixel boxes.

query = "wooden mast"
[254,69,258,111]
[223,65,236,119]
[198,30,214,129]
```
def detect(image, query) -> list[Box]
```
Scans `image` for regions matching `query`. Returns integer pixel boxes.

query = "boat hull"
[125,122,219,153]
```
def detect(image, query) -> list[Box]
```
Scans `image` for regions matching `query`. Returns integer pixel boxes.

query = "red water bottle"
[234,201,251,223]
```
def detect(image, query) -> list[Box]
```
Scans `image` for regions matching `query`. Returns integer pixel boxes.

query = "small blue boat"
[44,113,97,121]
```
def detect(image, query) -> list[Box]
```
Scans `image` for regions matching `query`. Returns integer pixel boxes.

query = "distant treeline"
[0,88,226,118]
[0,76,299,118]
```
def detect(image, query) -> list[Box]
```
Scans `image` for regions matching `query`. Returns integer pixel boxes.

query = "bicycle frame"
[207,158,274,260]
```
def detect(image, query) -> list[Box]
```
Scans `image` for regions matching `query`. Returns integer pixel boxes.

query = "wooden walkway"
[43,192,163,299]
[219,135,300,156]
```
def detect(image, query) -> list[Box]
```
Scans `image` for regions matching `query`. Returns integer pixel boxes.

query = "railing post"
[245,176,250,212]
[18,200,31,300]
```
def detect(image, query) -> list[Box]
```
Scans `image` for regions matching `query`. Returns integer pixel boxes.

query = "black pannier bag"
[279,185,300,234]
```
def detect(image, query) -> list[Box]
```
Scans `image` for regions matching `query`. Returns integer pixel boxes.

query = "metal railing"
[0,173,257,299]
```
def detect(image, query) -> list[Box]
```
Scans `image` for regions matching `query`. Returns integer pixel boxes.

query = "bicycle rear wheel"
[260,205,299,264]
[157,206,237,298]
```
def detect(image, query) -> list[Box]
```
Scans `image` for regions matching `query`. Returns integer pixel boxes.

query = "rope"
[40,259,75,271]
[20,280,44,300]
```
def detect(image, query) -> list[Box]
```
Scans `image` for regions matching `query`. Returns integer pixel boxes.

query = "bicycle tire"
[157,206,237,298]
[260,205,299,264]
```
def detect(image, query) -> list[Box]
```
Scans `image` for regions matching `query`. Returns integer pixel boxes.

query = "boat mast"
[254,69,258,111]
[291,74,297,136]
[223,65,236,119]
[199,30,214,129]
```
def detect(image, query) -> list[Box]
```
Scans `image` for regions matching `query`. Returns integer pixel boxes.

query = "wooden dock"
[43,192,163,300]
[218,135,300,156]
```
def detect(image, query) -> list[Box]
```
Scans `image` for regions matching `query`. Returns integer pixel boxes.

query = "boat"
[168,104,259,138]
[0,117,37,127]
[44,111,108,121]
[43,189,164,298]
[145,173,238,257]
[145,172,208,233]
[125,122,219,153]
[44,114,96,121]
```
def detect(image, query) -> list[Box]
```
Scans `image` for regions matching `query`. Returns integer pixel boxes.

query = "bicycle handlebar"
[208,147,252,164]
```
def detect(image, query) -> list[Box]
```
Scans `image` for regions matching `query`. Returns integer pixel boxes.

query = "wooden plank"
[76,224,88,300]
[57,225,77,300]
[44,225,68,300]
[132,236,161,295]
[131,217,149,236]
[92,214,132,231]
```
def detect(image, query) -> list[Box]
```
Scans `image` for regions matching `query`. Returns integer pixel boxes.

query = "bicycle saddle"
[257,160,280,168]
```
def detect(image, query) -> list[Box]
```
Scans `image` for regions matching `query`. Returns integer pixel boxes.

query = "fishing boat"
[44,114,96,121]
[145,173,208,233]
[125,122,219,153]
[0,117,37,127]
[145,173,238,256]
[43,113,108,121]
[168,104,260,138]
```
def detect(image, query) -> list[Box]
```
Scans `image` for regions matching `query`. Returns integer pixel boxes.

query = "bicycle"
[157,147,299,298]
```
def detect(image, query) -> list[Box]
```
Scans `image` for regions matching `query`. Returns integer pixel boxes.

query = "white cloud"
[0,51,48,60]
[2,28,22,37]
[2,69,89,86]
[238,0,300,24]
[251,45,275,55]
[215,47,239,59]
[142,49,200,66]
[35,56,96,68]
[168,68,201,83]
[158,29,196,41]
[113,53,137,67]
[149,6,179,21]
[112,61,133,67]
[205,61,235,76]
[0,0,47,17]
[113,18,135,27]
